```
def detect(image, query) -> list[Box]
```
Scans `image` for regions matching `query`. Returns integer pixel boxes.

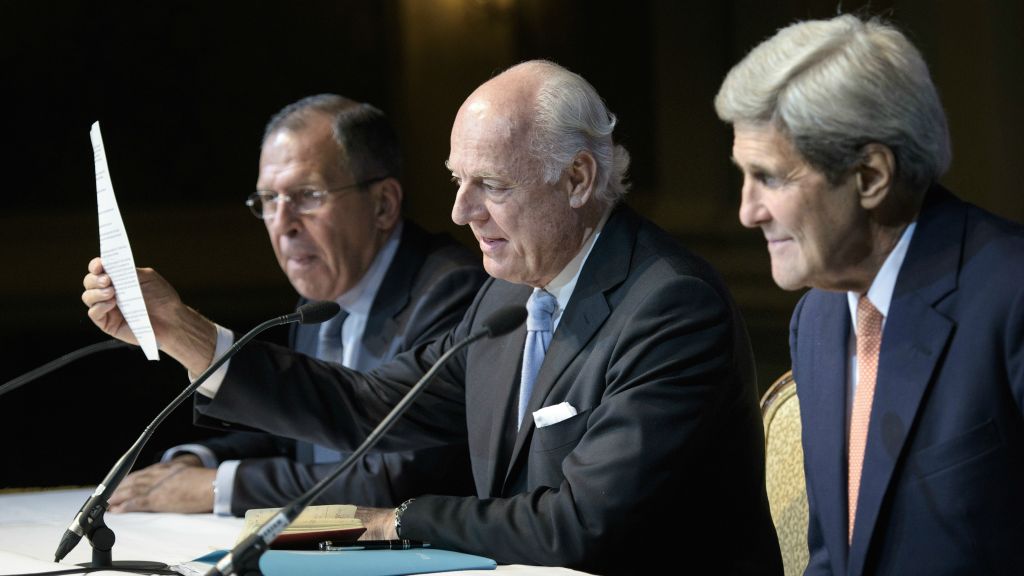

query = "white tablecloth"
[0,488,586,575]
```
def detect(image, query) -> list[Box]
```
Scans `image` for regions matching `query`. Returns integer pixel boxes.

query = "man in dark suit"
[171,60,779,574]
[82,95,484,516]
[86,61,780,572]
[717,15,1024,575]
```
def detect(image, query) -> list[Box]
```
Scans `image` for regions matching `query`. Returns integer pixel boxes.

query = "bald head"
[446,60,628,287]
[451,64,545,185]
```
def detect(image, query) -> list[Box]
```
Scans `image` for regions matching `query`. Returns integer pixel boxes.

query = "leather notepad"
[237,504,365,550]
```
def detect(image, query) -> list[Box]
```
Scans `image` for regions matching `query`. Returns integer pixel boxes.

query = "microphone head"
[482,305,527,337]
[297,301,342,325]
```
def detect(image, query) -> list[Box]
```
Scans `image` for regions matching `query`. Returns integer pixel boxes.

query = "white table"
[0,488,587,575]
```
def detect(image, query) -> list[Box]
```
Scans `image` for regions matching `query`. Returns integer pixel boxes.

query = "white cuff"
[213,460,241,517]
[196,324,235,398]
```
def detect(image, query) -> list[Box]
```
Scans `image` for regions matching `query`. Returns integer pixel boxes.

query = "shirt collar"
[334,220,404,316]
[847,221,916,331]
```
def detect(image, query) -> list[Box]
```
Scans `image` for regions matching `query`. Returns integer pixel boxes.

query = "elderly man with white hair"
[717,14,1024,576]
[91,60,782,574]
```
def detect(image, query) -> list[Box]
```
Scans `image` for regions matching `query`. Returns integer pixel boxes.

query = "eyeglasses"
[246,176,387,220]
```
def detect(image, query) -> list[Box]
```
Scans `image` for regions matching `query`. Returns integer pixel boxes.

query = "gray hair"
[522,61,631,205]
[715,15,950,194]
[263,94,402,182]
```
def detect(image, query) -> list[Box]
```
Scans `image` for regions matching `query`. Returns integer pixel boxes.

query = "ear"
[567,150,598,209]
[856,143,895,211]
[372,177,403,230]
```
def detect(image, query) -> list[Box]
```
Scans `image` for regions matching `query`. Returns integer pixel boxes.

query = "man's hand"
[108,455,216,514]
[354,507,399,540]
[81,257,218,375]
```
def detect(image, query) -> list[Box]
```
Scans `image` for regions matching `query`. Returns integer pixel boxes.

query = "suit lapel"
[847,188,963,576]
[502,206,635,491]
[358,223,423,370]
[467,282,531,496]
[799,290,852,574]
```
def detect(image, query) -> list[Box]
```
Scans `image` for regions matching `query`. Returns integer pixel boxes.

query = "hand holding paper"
[90,121,160,361]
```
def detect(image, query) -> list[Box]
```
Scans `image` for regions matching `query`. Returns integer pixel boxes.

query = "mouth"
[476,234,507,253]
[765,237,792,250]
[286,253,319,268]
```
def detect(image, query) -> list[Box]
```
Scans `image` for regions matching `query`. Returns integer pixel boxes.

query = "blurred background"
[2,0,1021,488]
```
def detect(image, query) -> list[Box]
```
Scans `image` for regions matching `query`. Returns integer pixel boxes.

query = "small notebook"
[238,504,365,550]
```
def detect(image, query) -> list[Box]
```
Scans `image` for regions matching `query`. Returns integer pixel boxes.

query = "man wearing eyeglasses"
[82,94,485,516]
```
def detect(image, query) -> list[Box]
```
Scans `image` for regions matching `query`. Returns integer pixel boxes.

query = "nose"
[451,183,486,226]
[738,177,769,229]
[266,198,301,237]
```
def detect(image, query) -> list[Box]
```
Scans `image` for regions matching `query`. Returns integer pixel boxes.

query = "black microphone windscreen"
[297,301,342,324]
[482,305,527,337]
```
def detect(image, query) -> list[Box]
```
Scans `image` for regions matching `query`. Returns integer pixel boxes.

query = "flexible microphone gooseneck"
[0,339,133,398]
[52,301,341,571]
[206,305,527,576]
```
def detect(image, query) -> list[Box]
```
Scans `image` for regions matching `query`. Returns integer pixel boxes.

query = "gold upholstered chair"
[761,370,809,576]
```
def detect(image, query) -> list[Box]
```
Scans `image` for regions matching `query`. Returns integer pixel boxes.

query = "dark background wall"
[1,0,1021,488]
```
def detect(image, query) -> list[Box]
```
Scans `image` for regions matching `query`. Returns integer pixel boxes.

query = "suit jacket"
[792,187,1024,576]
[199,221,486,515]
[198,205,782,574]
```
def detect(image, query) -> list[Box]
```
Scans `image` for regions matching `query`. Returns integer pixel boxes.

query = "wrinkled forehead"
[257,126,348,188]
[448,103,532,172]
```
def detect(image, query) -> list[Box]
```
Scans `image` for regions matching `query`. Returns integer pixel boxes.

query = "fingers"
[82,285,115,308]
[110,494,153,513]
[109,470,154,509]
[109,463,181,513]
[83,257,114,306]
[83,258,110,289]
[85,297,126,338]
[111,466,216,514]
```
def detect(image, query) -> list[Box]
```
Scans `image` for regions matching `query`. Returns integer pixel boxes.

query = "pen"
[318,539,430,551]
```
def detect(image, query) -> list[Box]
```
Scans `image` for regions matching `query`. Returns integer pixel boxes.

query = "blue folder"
[186,548,496,575]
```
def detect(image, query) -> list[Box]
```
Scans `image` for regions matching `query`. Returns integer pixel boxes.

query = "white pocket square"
[532,402,578,428]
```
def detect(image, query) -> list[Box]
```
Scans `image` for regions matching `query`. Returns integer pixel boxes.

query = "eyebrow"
[730,155,772,175]
[445,162,510,182]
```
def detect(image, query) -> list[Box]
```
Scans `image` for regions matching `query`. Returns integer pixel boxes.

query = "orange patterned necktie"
[848,296,883,543]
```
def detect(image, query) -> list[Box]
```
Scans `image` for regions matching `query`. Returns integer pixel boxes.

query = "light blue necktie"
[313,308,347,462]
[315,309,347,366]
[518,289,557,428]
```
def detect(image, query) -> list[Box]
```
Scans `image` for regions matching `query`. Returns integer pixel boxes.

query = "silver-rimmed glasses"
[246,176,386,219]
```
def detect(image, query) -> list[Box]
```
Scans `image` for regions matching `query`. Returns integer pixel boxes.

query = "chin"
[482,260,512,282]
[770,269,807,292]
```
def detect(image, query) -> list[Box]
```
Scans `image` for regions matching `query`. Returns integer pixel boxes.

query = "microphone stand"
[54,304,338,571]
[206,305,526,576]
[0,339,132,398]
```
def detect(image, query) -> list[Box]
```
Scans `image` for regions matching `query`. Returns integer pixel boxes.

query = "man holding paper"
[83,95,484,517]
[86,63,781,574]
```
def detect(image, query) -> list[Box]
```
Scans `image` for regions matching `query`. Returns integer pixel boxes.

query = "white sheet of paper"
[91,121,160,361]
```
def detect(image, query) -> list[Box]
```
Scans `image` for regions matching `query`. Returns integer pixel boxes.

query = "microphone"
[206,305,526,576]
[291,300,342,325]
[53,301,341,569]
[0,339,133,398]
